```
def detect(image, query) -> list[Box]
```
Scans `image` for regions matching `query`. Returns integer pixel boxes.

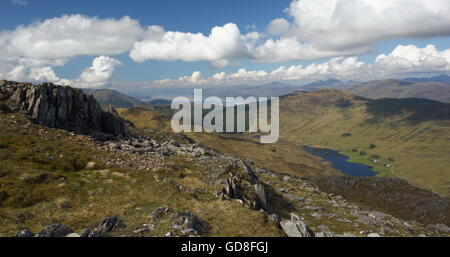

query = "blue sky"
[1,0,449,89]
[1,0,294,81]
[1,0,291,31]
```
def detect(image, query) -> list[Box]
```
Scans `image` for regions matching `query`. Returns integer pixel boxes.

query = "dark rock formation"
[150,206,170,221]
[221,160,269,210]
[88,216,126,237]
[15,229,34,237]
[175,211,207,236]
[0,80,128,139]
[37,223,74,237]
[254,183,268,210]
[79,228,92,237]
[14,217,126,237]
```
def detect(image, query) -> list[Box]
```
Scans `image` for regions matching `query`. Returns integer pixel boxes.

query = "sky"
[1,0,450,91]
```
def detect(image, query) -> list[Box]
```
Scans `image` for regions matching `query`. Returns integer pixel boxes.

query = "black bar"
[0,237,447,256]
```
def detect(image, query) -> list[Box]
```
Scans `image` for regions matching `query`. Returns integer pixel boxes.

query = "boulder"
[280,213,315,237]
[150,206,170,221]
[37,223,74,237]
[163,209,208,236]
[426,223,450,234]
[180,211,206,235]
[79,228,91,237]
[89,216,126,237]
[15,229,33,237]
[66,233,81,237]
[268,214,281,224]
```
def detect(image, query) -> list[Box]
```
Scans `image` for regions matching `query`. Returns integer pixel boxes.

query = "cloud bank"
[0,1,450,87]
[129,0,450,64]
[2,56,121,88]
[152,44,450,87]
[0,15,140,87]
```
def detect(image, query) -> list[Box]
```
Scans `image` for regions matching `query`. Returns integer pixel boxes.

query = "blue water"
[303,146,378,177]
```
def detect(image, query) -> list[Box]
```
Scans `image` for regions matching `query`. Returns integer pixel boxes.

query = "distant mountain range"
[202,80,351,99]
[347,78,450,103]
[404,74,450,84]
[203,82,299,99]
[143,98,172,105]
[83,88,147,108]
[85,74,450,105]
[301,79,346,91]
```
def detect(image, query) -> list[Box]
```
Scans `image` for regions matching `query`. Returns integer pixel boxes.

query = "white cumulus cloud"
[266,18,290,36]
[75,56,122,88]
[0,14,142,59]
[129,23,250,64]
[1,56,121,88]
[1,2,450,85]
[0,15,137,87]
[249,37,370,62]
[150,44,450,87]
[29,66,71,86]
[285,0,450,50]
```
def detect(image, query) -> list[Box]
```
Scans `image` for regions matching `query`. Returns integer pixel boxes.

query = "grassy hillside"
[122,91,450,196]
[118,103,450,229]
[119,106,341,178]
[279,90,450,196]
[117,107,172,132]
[0,110,286,237]
[2,106,434,237]
[2,81,448,237]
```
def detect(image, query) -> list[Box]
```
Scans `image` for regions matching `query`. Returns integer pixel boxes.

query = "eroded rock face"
[221,160,269,210]
[0,80,128,139]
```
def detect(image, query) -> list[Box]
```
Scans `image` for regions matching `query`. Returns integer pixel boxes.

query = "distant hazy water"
[303,146,378,177]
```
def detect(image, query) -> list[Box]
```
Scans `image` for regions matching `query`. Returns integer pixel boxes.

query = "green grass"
[120,92,450,196]
[0,111,284,237]
[279,90,450,196]
[340,150,392,177]
[107,105,446,236]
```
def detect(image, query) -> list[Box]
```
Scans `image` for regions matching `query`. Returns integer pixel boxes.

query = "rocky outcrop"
[0,80,128,139]
[220,160,269,210]
[88,216,127,237]
[15,217,127,238]
[312,175,450,226]
[280,213,315,237]
[15,229,34,237]
[148,207,207,236]
[37,223,74,237]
